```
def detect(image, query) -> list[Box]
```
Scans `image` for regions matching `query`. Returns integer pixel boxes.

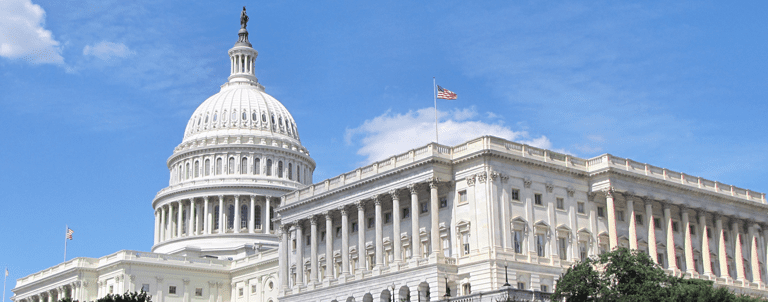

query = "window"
[675,256,682,270]
[214,206,220,230]
[241,157,248,174]
[384,212,392,224]
[536,234,546,257]
[240,204,248,229]
[185,162,190,179]
[228,157,235,174]
[266,159,272,176]
[654,218,662,229]
[617,210,624,222]
[672,222,679,233]
[109,285,114,294]
[169,286,177,295]
[463,233,470,255]
[254,158,261,175]
[261,113,267,123]
[291,239,296,250]
[213,112,218,122]
[402,207,410,219]
[141,284,150,292]
[278,161,284,178]
[320,231,325,242]
[336,226,341,237]
[204,159,210,176]
[511,189,520,201]
[517,282,525,290]
[351,222,358,233]
[558,237,567,260]
[597,206,605,217]
[439,197,447,208]
[182,210,187,234]
[367,217,375,229]
[195,288,203,297]
[534,193,543,205]
[513,230,523,254]
[194,161,200,177]
[227,205,235,230]
[577,202,585,214]
[579,241,588,260]
[305,235,310,246]
[243,111,248,121]
[540,285,548,292]
[458,190,467,204]
[296,164,301,182]
[707,228,712,239]
[254,205,262,229]
[444,238,451,257]
[636,214,644,225]
[223,110,228,122]
[690,225,696,235]
[232,110,237,121]
[288,163,293,180]
[463,283,472,295]
[238,288,243,297]
[657,253,665,266]
[723,232,728,242]
[556,198,564,210]
[252,111,258,122]
[420,202,428,214]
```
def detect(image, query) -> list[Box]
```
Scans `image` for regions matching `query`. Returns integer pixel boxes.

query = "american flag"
[66,228,74,240]
[437,85,457,100]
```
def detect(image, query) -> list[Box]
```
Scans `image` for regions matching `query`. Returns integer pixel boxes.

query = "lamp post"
[443,276,451,299]
[503,261,511,287]
[391,282,396,302]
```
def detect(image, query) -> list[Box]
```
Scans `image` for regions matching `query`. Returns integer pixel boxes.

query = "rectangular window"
[597,206,605,218]
[707,228,712,239]
[195,288,203,297]
[513,230,523,254]
[439,197,448,208]
[536,234,546,257]
[534,194,543,206]
[336,226,341,238]
[579,241,587,260]
[292,239,297,250]
[402,207,410,219]
[517,282,525,290]
[238,288,243,297]
[675,256,682,269]
[617,210,624,222]
[384,212,392,224]
[109,285,114,294]
[636,214,644,225]
[577,202,585,214]
[672,222,679,233]
[367,217,375,229]
[654,218,662,229]
[463,233,470,255]
[657,253,665,266]
[141,284,150,293]
[690,225,696,235]
[458,190,468,204]
[444,238,451,257]
[558,237,567,260]
[306,235,310,246]
[351,222,358,232]
[540,285,548,293]
[511,189,520,201]
[723,232,728,242]
[320,231,325,242]
[169,286,177,295]
[420,202,428,214]
[556,197,564,210]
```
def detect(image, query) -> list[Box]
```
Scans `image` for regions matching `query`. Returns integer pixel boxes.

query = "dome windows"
[213,113,218,122]
[222,110,228,122]
[242,111,248,121]
[252,111,258,122]
[204,159,210,176]
[254,158,261,175]
[240,157,248,174]
[232,110,237,122]
[205,115,209,124]
[228,157,235,174]
[266,159,272,176]
[262,113,267,123]
[277,161,284,178]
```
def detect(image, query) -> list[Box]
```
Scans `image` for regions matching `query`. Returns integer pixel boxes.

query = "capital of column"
[338,206,347,216]
[356,200,366,210]
[323,211,332,221]
[218,195,224,201]
[373,195,382,206]
[389,189,400,199]
[407,184,418,194]
[661,201,671,211]
[602,187,615,198]
[428,177,440,189]
[309,215,318,225]
[204,196,209,202]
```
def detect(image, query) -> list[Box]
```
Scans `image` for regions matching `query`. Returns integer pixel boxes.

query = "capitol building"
[11,10,768,302]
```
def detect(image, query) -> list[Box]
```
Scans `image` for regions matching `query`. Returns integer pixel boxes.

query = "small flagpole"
[433,77,438,144]
[64,225,68,262]
[3,267,8,302]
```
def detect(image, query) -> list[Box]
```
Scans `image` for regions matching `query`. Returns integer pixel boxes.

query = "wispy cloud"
[345,107,551,163]
[0,0,63,64]
[83,41,135,60]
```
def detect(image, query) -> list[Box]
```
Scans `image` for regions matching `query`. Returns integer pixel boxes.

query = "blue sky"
[1,0,767,295]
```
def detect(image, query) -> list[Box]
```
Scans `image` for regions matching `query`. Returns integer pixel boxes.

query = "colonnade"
[154,195,277,244]
[278,179,443,290]
[231,52,254,75]
[604,189,767,286]
[18,282,81,302]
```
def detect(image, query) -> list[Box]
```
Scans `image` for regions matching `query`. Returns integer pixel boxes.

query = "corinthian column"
[203,196,210,235]
[218,195,224,234]
[749,222,761,284]
[154,210,160,244]
[605,188,618,250]
[177,200,183,238]
[374,195,383,268]
[716,215,729,279]
[409,184,420,260]
[626,196,637,250]
[391,189,402,263]
[663,203,677,271]
[681,206,694,274]
[189,198,196,236]
[295,220,304,286]
[310,215,318,283]
[429,178,440,255]
[356,201,366,271]
[160,206,167,242]
[266,196,272,234]
[340,207,350,276]
[249,195,256,233]
[280,225,289,290]
[234,195,240,233]
[699,210,712,277]
[733,220,746,283]
[645,199,657,264]
[325,212,334,279]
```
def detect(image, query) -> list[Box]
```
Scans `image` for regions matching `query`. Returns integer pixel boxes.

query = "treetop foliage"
[58,291,152,302]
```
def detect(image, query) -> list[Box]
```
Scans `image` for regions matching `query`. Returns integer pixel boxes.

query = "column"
[391,189,402,263]
[605,188,618,250]
[750,222,762,284]
[627,196,637,250]
[168,203,175,239]
[374,195,383,267]
[763,225,768,284]
[296,220,304,286]
[409,184,420,260]
[189,198,196,236]
[681,207,694,274]
[249,195,256,233]
[733,220,746,282]
[663,203,677,271]
[154,210,160,244]
[160,206,167,242]
[699,210,713,276]
[310,215,319,283]
[280,225,289,290]
[429,178,440,255]
[177,201,183,238]
[234,195,240,233]
[646,199,657,264]
[716,215,729,279]
[203,196,210,235]
[266,196,272,234]
[340,207,350,276]
[325,212,334,279]
[357,200,366,270]
[218,195,224,234]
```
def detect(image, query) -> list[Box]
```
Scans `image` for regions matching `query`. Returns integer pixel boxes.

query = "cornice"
[167,143,316,169]
[153,183,295,208]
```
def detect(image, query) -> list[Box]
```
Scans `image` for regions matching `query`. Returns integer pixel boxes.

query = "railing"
[440,287,552,302]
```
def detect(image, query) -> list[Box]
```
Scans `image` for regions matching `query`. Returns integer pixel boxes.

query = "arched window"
[216,158,222,175]
[266,159,272,176]
[279,117,283,131]
[270,207,276,231]
[241,157,248,175]
[271,115,276,130]
[204,159,210,176]
[185,163,190,179]
[254,205,262,229]
[177,165,182,182]
[196,116,201,125]
[228,205,235,230]
[194,161,200,178]
[242,111,247,121]
[252,111,258,123]
[296,164,301,183]
[228,157,235,174]
[262,113,267,123]
[254,158,261,175]
[278,161,284,178]
[205,114,209,124]
[288,163,293,180]
[214,206,220,230]
[223,110,228,122]
[240,204,248,229]
[213,112,218,122]
[232,110,237,121]
[182,210,187,234]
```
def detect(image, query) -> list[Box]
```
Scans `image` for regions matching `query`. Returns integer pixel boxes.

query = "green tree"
[58,291,152,302]
[552,247,766,302]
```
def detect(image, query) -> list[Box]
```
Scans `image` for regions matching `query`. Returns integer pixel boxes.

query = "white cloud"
[0,0,63,64]
[83,41,135,60]
[346,107,552,163]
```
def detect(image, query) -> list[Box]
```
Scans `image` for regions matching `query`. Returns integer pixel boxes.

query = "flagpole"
[433,77,438,144]
[3,267,7,302]
[64,225,68,262]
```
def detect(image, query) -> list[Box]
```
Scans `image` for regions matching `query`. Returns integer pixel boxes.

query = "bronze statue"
[240,6,249,29]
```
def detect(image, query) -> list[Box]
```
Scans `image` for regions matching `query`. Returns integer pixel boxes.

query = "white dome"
[182,84,301,145]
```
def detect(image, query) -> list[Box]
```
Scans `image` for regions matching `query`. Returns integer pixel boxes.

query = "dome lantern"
[226,6,262,89]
